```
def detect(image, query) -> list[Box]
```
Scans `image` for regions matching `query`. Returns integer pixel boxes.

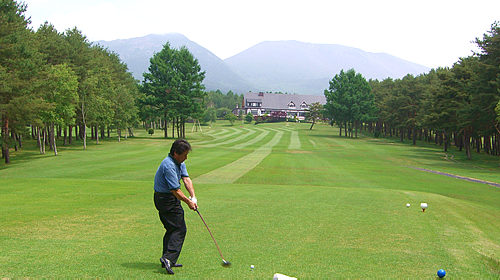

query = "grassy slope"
[0,122,498,279]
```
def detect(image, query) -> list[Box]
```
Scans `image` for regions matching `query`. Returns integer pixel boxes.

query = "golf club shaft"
[195,209,226,260]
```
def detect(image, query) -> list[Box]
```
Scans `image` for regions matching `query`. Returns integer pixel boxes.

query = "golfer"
[154,139,198,274]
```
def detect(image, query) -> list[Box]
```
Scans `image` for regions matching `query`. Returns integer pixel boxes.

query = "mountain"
[224,40,430,94]
[97,33,255,93]
[97,35,430,95]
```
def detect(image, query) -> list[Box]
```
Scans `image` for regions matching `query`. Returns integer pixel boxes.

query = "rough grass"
[0,121,499,279]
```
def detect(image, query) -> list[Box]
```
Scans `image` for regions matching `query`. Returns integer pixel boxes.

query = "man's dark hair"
[170,139,191,155]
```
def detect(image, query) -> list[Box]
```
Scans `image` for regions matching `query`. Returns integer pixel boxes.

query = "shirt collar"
[168,153,181,166]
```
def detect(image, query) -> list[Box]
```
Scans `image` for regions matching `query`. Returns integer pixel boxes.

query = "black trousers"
[154,192,187,264]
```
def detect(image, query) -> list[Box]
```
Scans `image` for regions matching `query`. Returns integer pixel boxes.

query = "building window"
[288,101,295,109]
[246,102,261,107]
[300,102,308,109]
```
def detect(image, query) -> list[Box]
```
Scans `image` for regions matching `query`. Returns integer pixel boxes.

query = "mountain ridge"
[97,33,430,95]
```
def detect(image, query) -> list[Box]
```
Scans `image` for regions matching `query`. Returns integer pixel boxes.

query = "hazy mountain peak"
[97,34,429,95]
[225,39,430,94]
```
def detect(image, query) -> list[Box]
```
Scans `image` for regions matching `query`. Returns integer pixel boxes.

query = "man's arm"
[182,177,195,198]
[170,188,197,210]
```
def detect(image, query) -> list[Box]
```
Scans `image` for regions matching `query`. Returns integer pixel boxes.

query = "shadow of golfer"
[121,262,160,272]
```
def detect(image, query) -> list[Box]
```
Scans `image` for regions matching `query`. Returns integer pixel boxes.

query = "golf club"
[195,208,231,267]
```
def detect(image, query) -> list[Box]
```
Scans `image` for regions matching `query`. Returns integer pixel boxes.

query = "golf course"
[1,121,499,279]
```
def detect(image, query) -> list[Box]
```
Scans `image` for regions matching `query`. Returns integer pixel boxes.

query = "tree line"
[1,0,244,164]
[324,22,500,159]
[1,0,138,163]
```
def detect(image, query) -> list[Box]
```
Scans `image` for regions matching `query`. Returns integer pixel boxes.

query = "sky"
[22,0,500,69]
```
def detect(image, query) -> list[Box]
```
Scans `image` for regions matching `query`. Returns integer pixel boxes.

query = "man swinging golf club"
[154,139,198,274]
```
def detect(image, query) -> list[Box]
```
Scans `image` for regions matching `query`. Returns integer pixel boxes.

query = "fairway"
[1,122,499,279]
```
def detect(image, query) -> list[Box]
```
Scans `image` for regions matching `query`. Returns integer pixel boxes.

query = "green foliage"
[0,0,43,162]
[205,90,243,109]
[225,113,237,125]
[368,22,499,156]
[39,64,79,126]
[305,102,323,130]
[141,43,206,138]
[0,1,140,161]
[245,112,253,123]
[324,69,375,137]
[496,100,500,123]
[216,107,231,119]
[148,128,154,135]
[202,107,217,124]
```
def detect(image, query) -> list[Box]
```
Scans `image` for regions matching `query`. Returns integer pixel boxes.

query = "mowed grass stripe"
[288,130,301,150]
[198,128,256,148]
[194,130,284,184]
[193,127,241,145]
[232,128,270,149]
[204,128,228,136]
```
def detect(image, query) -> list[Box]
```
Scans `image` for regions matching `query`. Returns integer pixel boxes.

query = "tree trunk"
[443,130,448,152]
[464,131,471,159]
[37,127,42,154]
[2,115,11,163]
[172,117,175,138]
[355,121,358,138]
[484,135,491,155]
[96,125,99,145]
[12,132,17,152]
[51,124,58,156]
[128,127,134,137]
[176,117,180,138]
[400,128,404,142]
[81,102,87,150]
[82,125,86,150]
[310,119,315,130]
[32,125,36,140]
[163,114,167,138]
[69,125,73,144]
[118,128,121,142]
[79,124,84,141]
[42,128,46,154]
[107,127,110,138]
[182,119,186,138]
[411,127,416,145]
[17,133,22,148]
[63,126,68,146]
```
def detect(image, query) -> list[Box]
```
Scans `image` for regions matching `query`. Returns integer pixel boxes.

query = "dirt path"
[410,167,500,188]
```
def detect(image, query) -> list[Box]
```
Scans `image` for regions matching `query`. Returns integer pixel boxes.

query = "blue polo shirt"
[154,154,189,193]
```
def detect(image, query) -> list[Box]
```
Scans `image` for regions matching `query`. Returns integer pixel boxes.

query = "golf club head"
[222,259,231,267]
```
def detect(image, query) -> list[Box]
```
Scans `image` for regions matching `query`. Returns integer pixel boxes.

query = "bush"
[203,108,217,124]
[225,113,237,125]
[245,113,253,123]
[216,107,231,119]
[148,128,154,135]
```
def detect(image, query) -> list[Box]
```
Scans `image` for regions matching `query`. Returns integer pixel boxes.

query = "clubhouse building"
[237,92,326,121]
